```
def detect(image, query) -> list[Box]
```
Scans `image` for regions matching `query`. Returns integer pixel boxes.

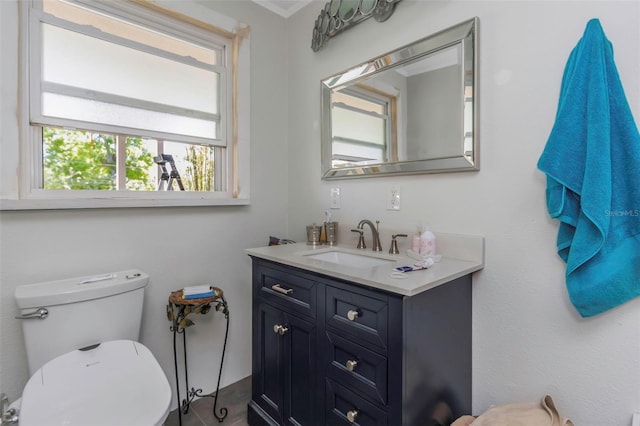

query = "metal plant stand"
[167,288,230,425]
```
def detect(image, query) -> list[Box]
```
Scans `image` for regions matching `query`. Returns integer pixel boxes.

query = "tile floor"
[163,376,251,426]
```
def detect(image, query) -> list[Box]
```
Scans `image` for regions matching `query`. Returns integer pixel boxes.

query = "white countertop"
[245,233,484,296]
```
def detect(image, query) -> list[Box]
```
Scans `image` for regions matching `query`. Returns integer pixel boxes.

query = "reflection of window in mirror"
[463,84,474,159]
[330,86,397,168]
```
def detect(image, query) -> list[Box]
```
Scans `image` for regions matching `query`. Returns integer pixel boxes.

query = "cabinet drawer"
[326,379,387,426]
[326,285,388,351]
[325,331,388,405]
[257,265,317,318]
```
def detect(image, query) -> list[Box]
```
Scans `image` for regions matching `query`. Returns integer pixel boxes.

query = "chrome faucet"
[355,219,383,252]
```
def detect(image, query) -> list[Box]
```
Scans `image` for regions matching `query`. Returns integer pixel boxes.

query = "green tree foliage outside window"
[184,145,215,191]
[42,127,216,192]
[42,127,155,190]
[124,138,156,191]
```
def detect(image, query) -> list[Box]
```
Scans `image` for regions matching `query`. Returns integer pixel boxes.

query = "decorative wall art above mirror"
[320,18,478,180]
[311,0,403,52]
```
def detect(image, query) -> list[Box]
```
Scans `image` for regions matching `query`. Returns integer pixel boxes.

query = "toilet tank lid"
[15,270,149,309]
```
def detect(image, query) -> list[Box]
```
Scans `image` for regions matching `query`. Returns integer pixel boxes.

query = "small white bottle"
[412,226,422,253]
[420,226,437,256]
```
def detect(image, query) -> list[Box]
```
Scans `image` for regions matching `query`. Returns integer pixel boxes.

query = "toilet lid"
[20,340,171,426]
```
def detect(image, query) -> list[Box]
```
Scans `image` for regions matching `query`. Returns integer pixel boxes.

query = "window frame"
[1,0,250,210]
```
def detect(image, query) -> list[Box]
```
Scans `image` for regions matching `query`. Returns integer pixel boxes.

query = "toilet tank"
[14,270,149,375]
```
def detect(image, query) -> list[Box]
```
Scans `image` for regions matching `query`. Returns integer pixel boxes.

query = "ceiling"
[251,0,314,18]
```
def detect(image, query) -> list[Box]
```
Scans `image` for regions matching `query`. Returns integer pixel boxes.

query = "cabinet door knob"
[346,409,359,423]
[345,359,358,372]
[273,324,289,335]
[347,309,360,321]
[271,284,293,295]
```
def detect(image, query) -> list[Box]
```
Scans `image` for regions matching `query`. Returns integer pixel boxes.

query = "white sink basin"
[303,250,395,269]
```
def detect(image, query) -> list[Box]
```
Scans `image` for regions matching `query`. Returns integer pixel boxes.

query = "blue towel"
[537,19,640,317]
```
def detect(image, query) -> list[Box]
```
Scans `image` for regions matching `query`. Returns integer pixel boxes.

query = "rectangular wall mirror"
[321,17,478,179]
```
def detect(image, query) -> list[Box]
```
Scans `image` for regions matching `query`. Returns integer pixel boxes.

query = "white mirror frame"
[321,17,478,180]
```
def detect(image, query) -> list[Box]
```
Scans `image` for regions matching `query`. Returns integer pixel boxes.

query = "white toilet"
[14,270,172,426]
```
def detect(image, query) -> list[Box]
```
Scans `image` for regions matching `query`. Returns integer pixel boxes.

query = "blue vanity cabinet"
[253,302,318,425]
[248,257,472,426]
[249,260,320,426]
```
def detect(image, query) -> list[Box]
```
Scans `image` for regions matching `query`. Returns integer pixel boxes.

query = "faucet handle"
[389,234,408,255]
[351,229,366,249]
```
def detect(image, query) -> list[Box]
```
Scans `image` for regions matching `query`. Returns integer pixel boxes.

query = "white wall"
[0,0,289,411]
[287,1,640,425]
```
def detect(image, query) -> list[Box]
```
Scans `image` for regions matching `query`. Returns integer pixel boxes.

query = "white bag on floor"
[451,395,574,426]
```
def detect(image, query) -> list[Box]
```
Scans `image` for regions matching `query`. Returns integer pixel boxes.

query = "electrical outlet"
[330,187,341,209]
[387,186,401,210]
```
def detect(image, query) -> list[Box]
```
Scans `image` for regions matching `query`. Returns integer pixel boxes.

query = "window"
[41,128,223,191]
[330,86,395,168]
[4,0,250,208]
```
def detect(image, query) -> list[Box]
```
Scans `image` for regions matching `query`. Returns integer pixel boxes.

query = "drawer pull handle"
[347,309,360,321]
[273,324,289,335]
[346,409,359,423]
[345,359,358,372]
[271,284,293,295]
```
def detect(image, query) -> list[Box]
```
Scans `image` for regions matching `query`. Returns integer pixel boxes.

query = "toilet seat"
[20,340,171,426]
